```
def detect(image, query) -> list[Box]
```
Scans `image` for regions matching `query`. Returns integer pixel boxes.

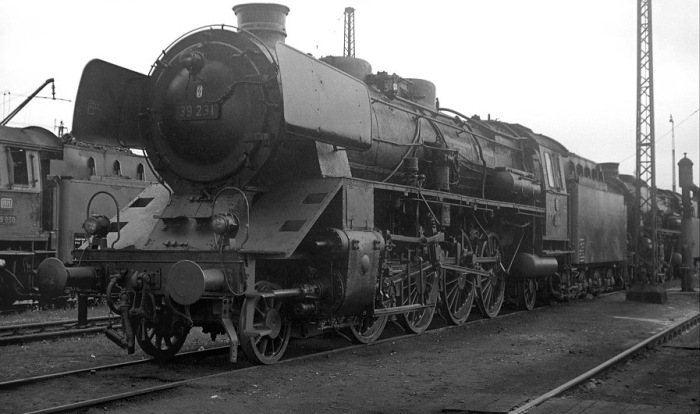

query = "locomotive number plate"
[0,215,16,225]
[175,102,220,121]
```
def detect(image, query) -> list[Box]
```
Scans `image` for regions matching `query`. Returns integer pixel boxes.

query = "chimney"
[233,3,290,49]
[599,162,620,179]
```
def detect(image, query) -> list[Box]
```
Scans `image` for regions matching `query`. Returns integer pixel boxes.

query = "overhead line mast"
[628,0,667,303]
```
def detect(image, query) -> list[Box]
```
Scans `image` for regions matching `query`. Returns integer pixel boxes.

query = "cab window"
[544,152,555,188]
[544,152,563,190]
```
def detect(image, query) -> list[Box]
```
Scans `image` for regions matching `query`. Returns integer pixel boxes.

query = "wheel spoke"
[346,315,388,344]
[475,233,505,318]
[239,281,291,365]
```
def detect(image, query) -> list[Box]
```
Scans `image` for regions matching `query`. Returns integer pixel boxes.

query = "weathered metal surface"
[60,179,152,261]
[571,181,627,264]
[0,191,43,239]
[277,42,372,150]
[243,178,343,256]
[343,181,374,230]
[336,229,384,315]
[544,192,568,241]
[72,59,146,148]
[511,253,559,276]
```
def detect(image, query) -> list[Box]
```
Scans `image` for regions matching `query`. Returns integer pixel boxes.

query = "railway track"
[510,311,700,413]
[0,305,527,414]
[3,290,693,413]
[0,316,115,345]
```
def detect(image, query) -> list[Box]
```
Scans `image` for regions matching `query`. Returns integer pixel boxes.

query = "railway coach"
[0,125,154,307]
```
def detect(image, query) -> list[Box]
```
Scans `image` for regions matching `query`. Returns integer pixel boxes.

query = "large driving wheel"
[347,314,388,344]
[239,281,291,365]
[397,260,439,333]
[475,233,506,318]
[517,276,537,311]
[438,249,476,325]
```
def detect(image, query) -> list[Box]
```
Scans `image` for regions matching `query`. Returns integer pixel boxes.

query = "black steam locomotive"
[38,3,649,364]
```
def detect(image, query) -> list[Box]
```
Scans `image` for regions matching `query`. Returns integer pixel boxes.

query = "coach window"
[8,147,29,185]
[136,163,144,181]
[113,160,121,176]
[88,157,96,176]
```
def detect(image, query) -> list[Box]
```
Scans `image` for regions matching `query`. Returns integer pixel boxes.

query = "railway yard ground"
[1,276,698,414]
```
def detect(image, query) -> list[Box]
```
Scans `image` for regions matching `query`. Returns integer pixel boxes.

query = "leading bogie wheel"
[346,314,388,344]
[475,233,506,319]
[136,317,189,359]
[239,281,292,365]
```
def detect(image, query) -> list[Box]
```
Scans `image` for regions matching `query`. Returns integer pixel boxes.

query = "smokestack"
[233,3,290,49]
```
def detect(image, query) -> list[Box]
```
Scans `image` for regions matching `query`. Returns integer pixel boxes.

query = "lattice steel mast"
[343,7,355,57]
[629,0,666,303]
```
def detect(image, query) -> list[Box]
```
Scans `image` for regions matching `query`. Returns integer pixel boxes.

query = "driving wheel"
[397,260,439,333]
[438,248,476,325]
[475,233,506,318]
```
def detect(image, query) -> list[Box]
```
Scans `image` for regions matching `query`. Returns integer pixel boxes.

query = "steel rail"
[509,311,700,414]
[0,316,115,346]
[16,290,627,413]
[0,325,112,345]
[0,345,228,390]
[0,315,111,332]
[21,306,530,414]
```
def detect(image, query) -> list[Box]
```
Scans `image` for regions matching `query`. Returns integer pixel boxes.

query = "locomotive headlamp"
[211,213,240,237]
[83,215,111,237]
[0,259,5,268]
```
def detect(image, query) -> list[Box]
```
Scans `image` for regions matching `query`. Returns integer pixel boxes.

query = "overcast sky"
[1,0,698,189]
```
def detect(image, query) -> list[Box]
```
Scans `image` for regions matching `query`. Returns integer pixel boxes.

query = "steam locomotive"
[36,3,669,364]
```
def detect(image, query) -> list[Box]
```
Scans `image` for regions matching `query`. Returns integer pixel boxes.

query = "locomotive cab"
[0,126,63,307]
